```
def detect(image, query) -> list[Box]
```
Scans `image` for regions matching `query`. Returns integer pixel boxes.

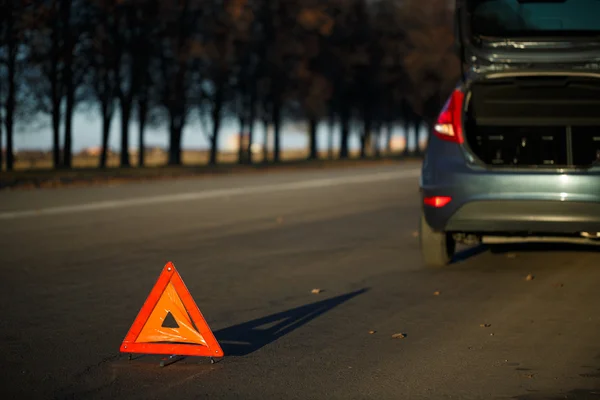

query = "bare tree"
[255,0,300,163]
[0,0,40,170]
[88,1,118,168]
[229,1,259,166]
[200,0,252,166]
[370,0,408,155]
[321,0,360,159]
[155,0,198,166]
[232,33,257,165]
[60,0,92,168]
[133,0,159,167]
[112,3,135,167]
[0,0,19,170]
[26,0,65,169]
[295,4,334,160]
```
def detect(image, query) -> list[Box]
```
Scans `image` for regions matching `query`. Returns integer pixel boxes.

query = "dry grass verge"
[1,150,422,191]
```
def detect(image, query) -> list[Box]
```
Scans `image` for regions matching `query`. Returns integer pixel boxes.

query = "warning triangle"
[120,262,223,358]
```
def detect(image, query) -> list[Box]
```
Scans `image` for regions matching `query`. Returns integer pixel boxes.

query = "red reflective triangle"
[120,262,223,358]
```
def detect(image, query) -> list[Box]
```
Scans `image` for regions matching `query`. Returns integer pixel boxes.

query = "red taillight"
[424,196,452,208]
[433,89,465,144]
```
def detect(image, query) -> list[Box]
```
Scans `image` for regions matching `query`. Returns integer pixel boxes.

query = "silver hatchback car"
[419,0,600,267]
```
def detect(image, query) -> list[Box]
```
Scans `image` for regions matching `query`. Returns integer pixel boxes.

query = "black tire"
[419,211,456,268]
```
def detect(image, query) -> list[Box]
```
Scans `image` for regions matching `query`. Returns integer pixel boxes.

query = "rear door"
[456,0,600,69]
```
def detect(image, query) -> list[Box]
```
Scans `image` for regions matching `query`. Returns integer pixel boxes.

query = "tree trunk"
[360,113,372,159]
[262,118,269,164]
[373,123,381,158]
[5,104,13,171]
[237,83,248,165]
[52,101,61,169]
[209,131,218,166]
[168,117,183,166]
[328,112,334,160]
[359,135,366,159]
[339,106,350,159]
[0,108,3,171]
[412,118,422,155]
[272,101,281,163]
[209,81,224,166]
[5,6,16,171]
[63,71,74,169]
[403,116,411,156]
[5,54,15,171]
[422,118,434,151]
[0,57,3,169]
[99,110,111,169]
[63,94,74,169]
[246,91,256,164]
[138,98,147,167]
[385,120,393,154]
[120,101,131,167]
[50,9,61,169]
[61,0,73,169]
[308,118,318,160]
[237,115,246,164]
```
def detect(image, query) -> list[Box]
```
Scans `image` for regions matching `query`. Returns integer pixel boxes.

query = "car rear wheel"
[419,211,455,268]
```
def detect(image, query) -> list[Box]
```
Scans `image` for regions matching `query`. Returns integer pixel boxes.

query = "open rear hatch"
[457,0,600,68]
[455,0,600,168]
[465,75,600,167]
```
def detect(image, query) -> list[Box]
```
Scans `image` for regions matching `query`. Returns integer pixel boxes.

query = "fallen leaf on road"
[507,253,517,259]
[276,217,284,224]
[412,231,419,237]
[311,288,323,294]
[392,333,406,339]
[523,374,535,379]
[490,333,495,336]
[480,324,491,328]
[525,274,535,281]
[369,330,377,334]
[553,283,564,288]
[433,291,441,296]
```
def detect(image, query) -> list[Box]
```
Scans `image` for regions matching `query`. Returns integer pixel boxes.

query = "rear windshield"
[469,0,600,37]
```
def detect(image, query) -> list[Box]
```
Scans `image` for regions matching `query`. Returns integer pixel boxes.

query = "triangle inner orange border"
[120,262,223,358]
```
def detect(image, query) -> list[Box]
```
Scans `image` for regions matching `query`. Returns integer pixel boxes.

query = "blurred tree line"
[0,0,459,170]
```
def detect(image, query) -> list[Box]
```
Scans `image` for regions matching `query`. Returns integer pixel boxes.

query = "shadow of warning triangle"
[215,288,369,356]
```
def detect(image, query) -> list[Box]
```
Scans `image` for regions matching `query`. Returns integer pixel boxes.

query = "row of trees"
[0,0,460,171]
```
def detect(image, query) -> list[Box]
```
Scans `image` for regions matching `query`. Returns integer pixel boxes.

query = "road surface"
[1,163,600,400]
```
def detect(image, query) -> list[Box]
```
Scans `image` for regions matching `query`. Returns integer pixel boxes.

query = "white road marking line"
[0,168,420,220]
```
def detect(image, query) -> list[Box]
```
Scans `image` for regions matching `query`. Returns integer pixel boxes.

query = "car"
[419,0,600,267]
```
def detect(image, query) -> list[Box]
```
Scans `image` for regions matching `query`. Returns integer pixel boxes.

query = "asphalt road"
[2,163,600,400]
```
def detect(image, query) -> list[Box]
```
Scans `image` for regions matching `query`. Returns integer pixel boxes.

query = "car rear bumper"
[420,164,600,234]
[443,200,600,234]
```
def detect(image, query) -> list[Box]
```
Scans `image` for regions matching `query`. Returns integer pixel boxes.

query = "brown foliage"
[400,0,461,120]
